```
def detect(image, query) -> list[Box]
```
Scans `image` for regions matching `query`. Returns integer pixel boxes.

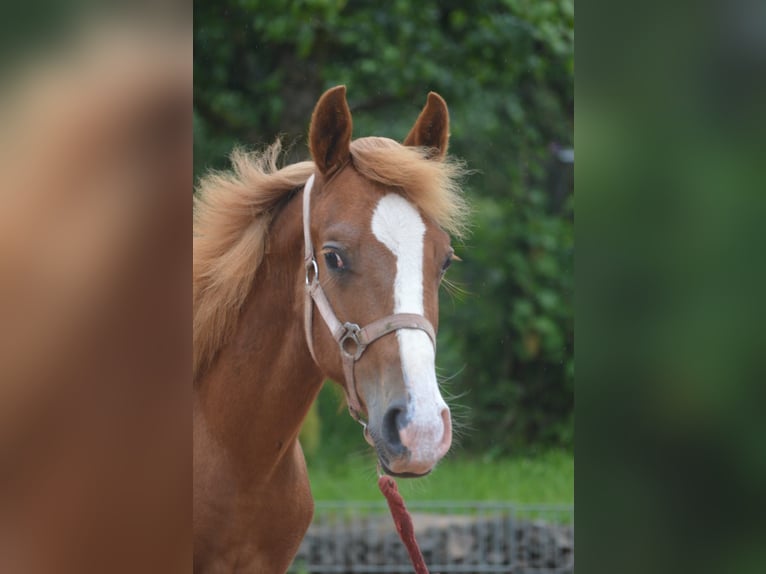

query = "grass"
[304,385,573,505]
[306,448,573,504]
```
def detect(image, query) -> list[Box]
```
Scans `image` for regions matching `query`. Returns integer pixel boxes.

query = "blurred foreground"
[0,8,191,574]
[577,1,766,573]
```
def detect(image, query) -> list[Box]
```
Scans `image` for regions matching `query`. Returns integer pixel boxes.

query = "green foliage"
[195,0,573,453]
[440,193,573,452]
[298,401,321,458]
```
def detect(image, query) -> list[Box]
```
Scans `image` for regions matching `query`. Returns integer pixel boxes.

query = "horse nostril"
[382,405,407,454]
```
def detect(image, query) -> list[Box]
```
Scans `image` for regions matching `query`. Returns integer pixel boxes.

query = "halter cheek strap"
[302,173,437,423]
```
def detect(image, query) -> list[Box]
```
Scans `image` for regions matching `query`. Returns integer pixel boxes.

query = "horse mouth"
[365,422,433,478]
[378,458,432,479]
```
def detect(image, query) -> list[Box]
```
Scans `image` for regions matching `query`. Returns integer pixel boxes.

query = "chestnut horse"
[193,86,467,573]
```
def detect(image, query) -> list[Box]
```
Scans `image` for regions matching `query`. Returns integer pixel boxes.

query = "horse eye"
[441,256,452,274]
[324,251,345,271]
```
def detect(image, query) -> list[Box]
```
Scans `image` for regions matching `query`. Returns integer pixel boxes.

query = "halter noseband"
[302,172,437,424]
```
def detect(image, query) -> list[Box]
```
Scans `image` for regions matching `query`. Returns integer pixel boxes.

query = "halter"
[302,172,437,425]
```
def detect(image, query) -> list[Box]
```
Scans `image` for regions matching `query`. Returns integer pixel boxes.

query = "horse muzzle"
[365,403,452,477]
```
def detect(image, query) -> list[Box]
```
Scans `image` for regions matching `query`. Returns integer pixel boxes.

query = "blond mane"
[193,137,468,381]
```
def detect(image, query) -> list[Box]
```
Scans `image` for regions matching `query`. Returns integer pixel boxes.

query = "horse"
[193,86,468,573]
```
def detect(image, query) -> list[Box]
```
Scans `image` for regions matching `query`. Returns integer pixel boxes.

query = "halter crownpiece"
[301,172,437,424]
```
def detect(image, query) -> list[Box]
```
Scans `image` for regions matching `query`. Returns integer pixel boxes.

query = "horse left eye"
[441,256,452,274]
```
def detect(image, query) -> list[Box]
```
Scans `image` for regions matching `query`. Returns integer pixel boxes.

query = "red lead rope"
[378,475,431,574]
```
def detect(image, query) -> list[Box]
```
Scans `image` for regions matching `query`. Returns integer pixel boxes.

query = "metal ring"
[340,322,365,360]
[305,258,318,285]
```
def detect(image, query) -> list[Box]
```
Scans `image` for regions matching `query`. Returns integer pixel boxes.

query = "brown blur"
[0,14,191,574]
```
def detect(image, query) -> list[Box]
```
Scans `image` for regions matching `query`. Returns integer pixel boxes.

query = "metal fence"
[289,501,574,574]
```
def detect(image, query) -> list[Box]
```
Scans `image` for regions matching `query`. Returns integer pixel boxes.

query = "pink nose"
[398,406,452,467]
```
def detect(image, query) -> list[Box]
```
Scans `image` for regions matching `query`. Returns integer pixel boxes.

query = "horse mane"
[349,137,469,239]
[193,137,468,381]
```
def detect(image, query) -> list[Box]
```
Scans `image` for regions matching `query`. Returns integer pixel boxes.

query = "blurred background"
[1,5,191,574]
[195,1,573,571]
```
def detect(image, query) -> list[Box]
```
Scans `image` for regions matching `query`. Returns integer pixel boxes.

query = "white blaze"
[371,194,447,459]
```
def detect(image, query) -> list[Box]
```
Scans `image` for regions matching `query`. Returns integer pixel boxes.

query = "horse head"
[304,86,462,477]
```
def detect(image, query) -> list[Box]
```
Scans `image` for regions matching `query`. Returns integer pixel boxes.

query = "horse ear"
[309,85,353,175]
[403,92,449,159]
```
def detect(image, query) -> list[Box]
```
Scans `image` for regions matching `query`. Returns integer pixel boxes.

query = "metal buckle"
[349,405,368,429]
[339,322,365,360]
[305,258,318,285]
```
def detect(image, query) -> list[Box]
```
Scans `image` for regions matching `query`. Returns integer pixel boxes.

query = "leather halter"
[302,172,437,424]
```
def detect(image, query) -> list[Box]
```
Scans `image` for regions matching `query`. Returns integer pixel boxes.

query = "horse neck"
[196,192,322,481]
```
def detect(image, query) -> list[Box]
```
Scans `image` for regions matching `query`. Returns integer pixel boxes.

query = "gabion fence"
[289,501,574,573]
